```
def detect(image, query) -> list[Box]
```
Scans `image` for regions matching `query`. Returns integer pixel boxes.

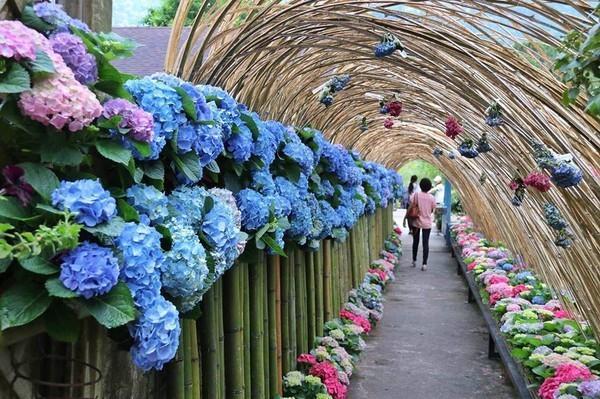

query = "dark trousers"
[412,228,432,264]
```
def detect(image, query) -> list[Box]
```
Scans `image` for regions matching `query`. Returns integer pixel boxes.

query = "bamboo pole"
[323,240,333,322]
[314,248,324,336]
[224,263,245,399]
[288,250,297,368]
[200,288,218,399]
[306,250,316,346]
[242,262,251,398]
[249,258,265,398]
[281,251,291,374]
[294,249,307,355]
[267,255,280,397]
[275,254,283,394]
[217,280,225,399]
[263,254,270,395]
[183,319,193,399]
[191,319,201,399]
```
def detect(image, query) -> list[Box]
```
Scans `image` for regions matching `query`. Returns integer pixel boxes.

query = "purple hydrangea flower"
[60,242,119,299]
[102,98,154,143]
[579,380,600,398]
[50,32,97,84]
[33,2,91,33]
[51,179,116,227]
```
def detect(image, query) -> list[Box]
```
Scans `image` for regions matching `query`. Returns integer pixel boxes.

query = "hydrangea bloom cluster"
[523,171,552,192]
[129,295,181,371]
[17,23,102,132]
[236,189,270,231]
[49,33,97,85]
[102,98,154,143]
[126,183,169,223]
[458,139,479,158]
[33,2,91,33]
[0,21,37,61]
[51,179,116,227]
[60,242,119,299]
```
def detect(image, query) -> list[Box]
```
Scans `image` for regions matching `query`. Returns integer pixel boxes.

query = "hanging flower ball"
[445,115,463,139]
[432,148,443,158]
[543,203,568,231]
[550,162,583,188]
[448,150,457,159]
[458,139,479,158]
[523,171,552,192]
[509,176,526,207]
[374,33,406,58]
[476,133,492,153]
[484,100,504,127]
[383,117,394,129]
[387,101,402,117]
[359,117,369,132]
[320,91,334,107]
[554,230,574,248]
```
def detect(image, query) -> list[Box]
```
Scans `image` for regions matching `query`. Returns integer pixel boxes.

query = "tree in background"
[143,0,216,26]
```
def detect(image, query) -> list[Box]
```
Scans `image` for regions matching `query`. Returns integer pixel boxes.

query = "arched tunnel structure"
[164,0,600,331]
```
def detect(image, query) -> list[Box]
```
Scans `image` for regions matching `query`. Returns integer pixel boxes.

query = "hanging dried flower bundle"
[432,148,443,158]
[479,173,487,185]
[484,100,504,127]
[532,140,583,188]
[318,74,351,107]
[509,175,526,206]
[445,115,463,139]
[383,117,394,129]
[523,171,552,192]
[374,33,407,58]
[360,116,369,132]
[448,150,457,160]
[543,203,574,248]
[476,132,492,153]
[458,138,479,158]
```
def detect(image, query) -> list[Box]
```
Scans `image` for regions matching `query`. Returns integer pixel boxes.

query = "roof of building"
[112,27,191,76]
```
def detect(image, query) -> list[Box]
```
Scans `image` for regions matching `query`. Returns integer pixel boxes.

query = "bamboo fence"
[164,0,600,336]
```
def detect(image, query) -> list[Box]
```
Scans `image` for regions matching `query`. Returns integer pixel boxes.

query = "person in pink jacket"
[408,178,436,270]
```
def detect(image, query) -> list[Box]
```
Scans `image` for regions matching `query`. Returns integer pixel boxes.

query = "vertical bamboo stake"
[314,249,324,336]
[267,255,280,397]
[242,262,251,398]
[306,250,316,346]
[288,250,297,367]
[294,249,306,355]
[190,319,201,399]
[216,280,226,399]
[249,258,265,398]
[323,239,332,322]
[263,255,270,395]
[224,263,244,399]
[183,319,193,399]
[200,288,218,399]
[281,252,291,374]
[275,253,283,395]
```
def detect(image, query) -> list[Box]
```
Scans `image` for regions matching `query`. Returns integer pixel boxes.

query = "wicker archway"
[165,0,600,333]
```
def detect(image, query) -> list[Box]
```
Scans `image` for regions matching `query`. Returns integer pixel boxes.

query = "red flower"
[445,115,463,139]
[387,101,402,117]
[523,171,552,192]
[297,353,317,365]
[1,165,34,206]
[383,117,394,129]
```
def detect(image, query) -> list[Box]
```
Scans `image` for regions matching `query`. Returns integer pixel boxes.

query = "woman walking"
[408,178,436,271]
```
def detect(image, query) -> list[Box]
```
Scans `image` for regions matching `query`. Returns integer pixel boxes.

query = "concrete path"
[348,214,516,399]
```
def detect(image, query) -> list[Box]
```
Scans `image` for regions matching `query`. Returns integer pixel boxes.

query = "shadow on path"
[348,213,517,399]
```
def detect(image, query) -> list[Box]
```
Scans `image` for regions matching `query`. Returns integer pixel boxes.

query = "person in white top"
[428,176,445,235]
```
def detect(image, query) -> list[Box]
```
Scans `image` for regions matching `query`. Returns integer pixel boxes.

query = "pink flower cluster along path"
[347,212,517,399]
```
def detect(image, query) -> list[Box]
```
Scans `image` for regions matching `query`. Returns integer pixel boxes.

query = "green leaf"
[94,80,134,101]
[510,347,530,360]
[143,161,165,181]
[172,151,202,183]
[532,365,552,378]
[585,94,600,117]
[0,197,29,221]
[117,198,139,222]
[96,139,132,166]
[174,87,198,121]
[35,204,65,216]
[83,216,126,238]
[39,138,84,166]
[82,282,136,329]
[26,50,55,77]
[45,278,78,298]
[44,302,80,343]
[21,5,54,32]
[19,256,58,275]
[223,171,242,193]
[0,280,52,330]
[255,223,270,241]
[203,196,214,214]
[132,141,151,158]
[205,160,220,174]
[0,63,31,94]
[240,112,259,138]
[18,162,60,200]
[262,235,286,257]
[0,258,11,273]
[97,115,123,129]
[133,167,144,183]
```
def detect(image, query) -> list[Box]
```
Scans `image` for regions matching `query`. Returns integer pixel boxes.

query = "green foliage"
[0,280,52,330]
[81,282,136,328]
[554,21,600,118]
[143,0,212,26]
[398,160,461,210]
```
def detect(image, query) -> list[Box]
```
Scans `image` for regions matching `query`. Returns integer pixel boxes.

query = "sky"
[112,0,161,27]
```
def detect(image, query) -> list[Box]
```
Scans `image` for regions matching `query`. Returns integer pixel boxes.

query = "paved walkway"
[348,213,516,399]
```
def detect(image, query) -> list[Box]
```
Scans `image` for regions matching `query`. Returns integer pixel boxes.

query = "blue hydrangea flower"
[225,123,254,162]
[60,242,119,299]
[125,77,187,159]
[319,200,340,239]
[266,194,291,219]
[266,228,285,255]
[249,114,278,167]
[129,295,181,371]
[283,141,315,176]
[116,222,164,310]
[197,85,240,136]
[287,200,312,241]
[202,200,239,259]
[531,296,546,305]
[51,179,116,227]
[236,189,270,231]
[167,186,209,228]
[176,122,197,153]
[195,124,224,166]
[264,121,286,145]
[33,2,91,33]
[251,169,276,195]
[126,184,169,223]
[161,220,209,311]
[550,163,583,188]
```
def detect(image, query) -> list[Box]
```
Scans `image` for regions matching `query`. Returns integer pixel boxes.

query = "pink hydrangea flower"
[538,363,593,399]
[489,275,509,285]
[16,24,101,132]
[297,353,317,365]
[0,21,37,61]
[524,171,552,192]
[340,309,372,333]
